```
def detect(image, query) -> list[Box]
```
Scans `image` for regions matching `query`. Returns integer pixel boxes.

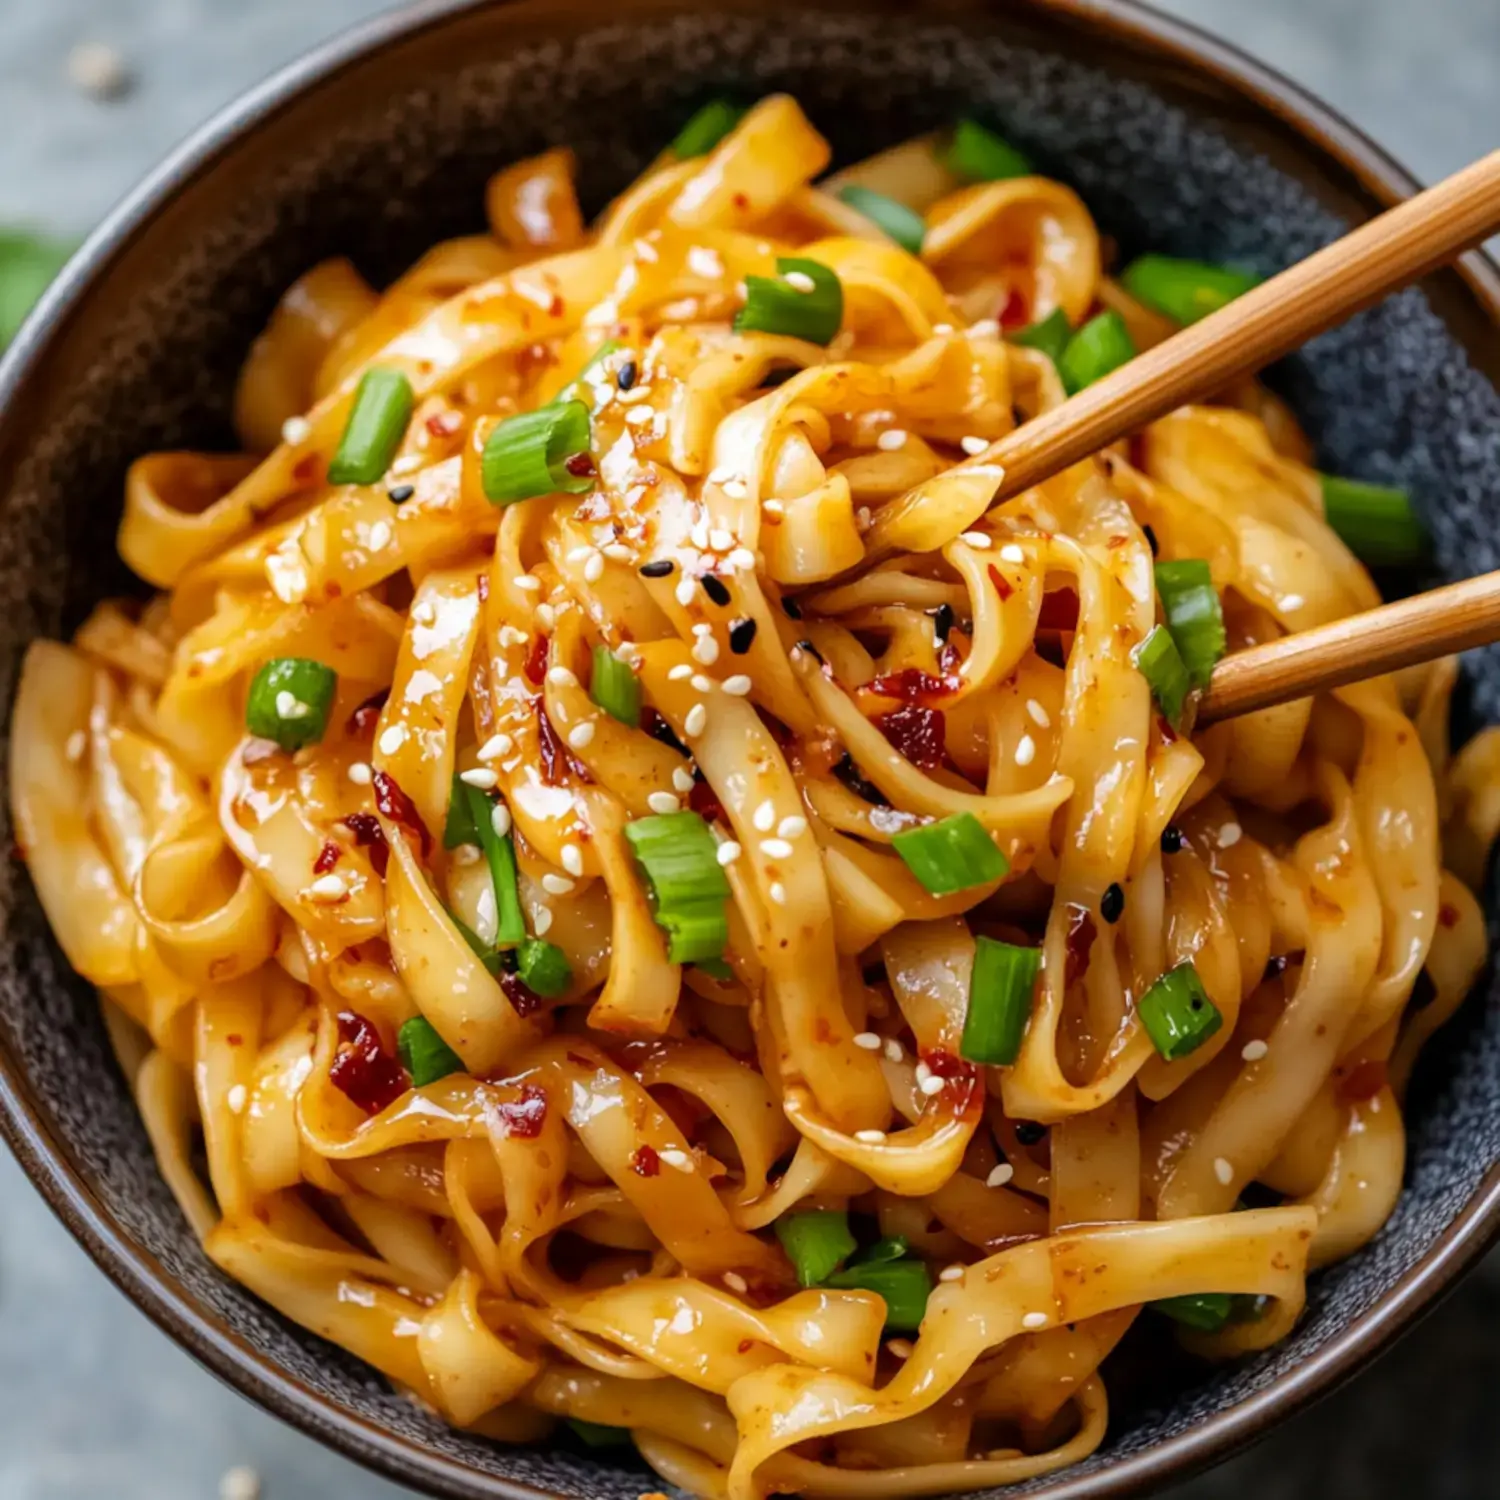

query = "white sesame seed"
[602,543,633,562]
[648,791,681,814]
[567,546,595,563]
[961,436,989,456]
[987,1163,1015,1188]
[760,838,794,859]
[561,844,584,877]
[777,815,807,839]
[692,636,720,665]
[1021,1311,1048,1330]
[534,603,557,630]
[708,464,739,485]
[762,498,785,517]
[280,415,311,446]
[914,1061,932,1085]
[672,767,697,794]
[1218,823,1243,848]
[308,874,347,901]
[727,547,755,571]
[886,1338,914,1359]
[625,406,655,427]
[675,576,696,607]
[1214,1157,1234,1185]
[721,480,749,503]
[1242,1039,1269,1062]
[542,873,575,896]
[691,516,711,549]
[856,507,873,533]
[583,553,605,583]
[959,530,992,549]
[1000,544,1025,564]
[275,690,310,719]
[933,322,955,335]
[478,734,514,761]
[920,1074,946,1096]
[1014,734,1036,767]
[877,429,908,451]
[854,1032,882,1050]
[567,721,596,750]
[768,881,787,906]
[722,675,753,696]
[692,623,713,636]
[460,767,498,789]
[709,528,735,552]
[658,1148,694,1171]
[691,673,715,693]
[783,270,817,293]
[668,664,694,681]
[723,1271,749,1294]
[532,905,554,935]
[545,666,577,688]
[1026,699,1050,728]
[347,761,372,785]
[684,703,709,737]
[716,840,742,866]
[226,1083,247,1115]
[490,804,512,837]
[753,800,776,832]
[65,730,86,763]
[968,318,1002,338]
[378,725,407,756]
[854,1128,887,1144]
[366,521,393,552]
[939,1265,966,1282]
[884,1039,904,1062]
[513,573,541,592]
[452,843,481,866]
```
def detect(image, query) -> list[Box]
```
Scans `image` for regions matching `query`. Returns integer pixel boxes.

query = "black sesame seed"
[387,484,415,504]
[932,602,955,643]
[728,617,758,654]
[701,574,732,606]
[795,638,824,664]
[617,359,639,391]
[781,595,803,620]
[1160,825,1185,854]
[1143,524,1159,556]
[1014,1121,1048,1146]
[639,559,675,578]
[1100,882,1125,924]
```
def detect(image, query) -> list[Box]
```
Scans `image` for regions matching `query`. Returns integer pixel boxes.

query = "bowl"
[3,1,1499,1496]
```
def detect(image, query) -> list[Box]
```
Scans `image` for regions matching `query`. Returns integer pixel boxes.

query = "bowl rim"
[2,1,1499,1496]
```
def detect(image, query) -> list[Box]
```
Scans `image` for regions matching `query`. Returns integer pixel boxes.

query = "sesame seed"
[854,1129,886,1144]
[534,603,556,629]
[762,498,785,517]
[65,730,86,763]
[675,576,697,607]
[1021,1312,1048,1330]
[877,429,908,451]
[939,1265,966,1283]
[1242,1039,1269,1062]
[1014,734,1036,767]
[884,1039,903,1062]
[729,618,757,654]
[280,415,311,446]
[709,528,735,552]
[583,553,606,583]
[640,558,675,578]
[959,530,992,549]
[567,721,596,750]
[760,838,794,859]
[533,905,554,935]
[366,521,392,551]
[854,1032,882,1050]
[691,673,715,693]
[684,703,708,737]
[1218,823,1243,848]
[669,664,694,681]
[226,1084,247,1115]
[693,623,713,636]
[723,1272,749,1294]
[914,1061,932,1085]
[968,318,1002,338]
[708,464,739,485]
[452,844,481,865]
[478,734,514,761]
[546,666,579,688]
[625,406,655,427]
[490,804,512,837]
[716,840,742,866]
[567,546,595,563]
[987,1164,1015,1187]
[602,543,633,563]
[777,815,807,839]
[768,881,787,905]
[378,725,407,756]
[727,547,756,571]
[347,761,372,785]
[617,386,653,405]
[275,690,310,719]
[960,436,988,456]
[460,767,498,789]
[886,1338,914,1359]
[856,507,873,533]
[1026,699,1050,728]
[783,270,817,293]
[561,844,584,876]
[753,800,776,831]
[648,791,681,814]
[542,873,575,896]
[658,1148,694,1171]
[933,322,955,335]
[919,1075,946,1096]
[722,479,748,500]
[692,635,720,665]
[672,767,697,794]
[513,574,541,592]
[308,874,347,901]
[1214,1157,1234,1185]
[702,575,734,606]
[722,675,753,696]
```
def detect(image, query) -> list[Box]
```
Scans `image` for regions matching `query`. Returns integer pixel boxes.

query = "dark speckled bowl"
[2,1,1498,1496]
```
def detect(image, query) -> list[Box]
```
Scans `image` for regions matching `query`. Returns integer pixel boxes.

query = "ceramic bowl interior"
[2,2,1499,1497]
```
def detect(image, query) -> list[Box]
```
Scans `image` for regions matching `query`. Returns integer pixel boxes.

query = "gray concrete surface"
[0,1,1496,1496]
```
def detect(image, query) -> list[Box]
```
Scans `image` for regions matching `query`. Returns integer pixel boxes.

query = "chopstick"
[1195,569,1500,725]
[983,147,1500,501]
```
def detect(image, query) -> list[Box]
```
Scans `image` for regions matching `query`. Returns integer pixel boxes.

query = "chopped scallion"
[553,339,620,407]
[694,956,735,982]
[1138,961,1222,1061]
[941,119,1031,182]
[836,186,926,256]
[516,936,571,998]
[1058,310,1137,394]
[590,645,642,727]
[1153,1292,1234,1332]
[850,1236,909,1266]
[480,400,594,506]
[463,782,527,947]
[327,367,414,486]
[245,658,337,752]
[890,812,1008,896]
[1009,307,1072,366]
[397,1016,464,1087]
[1132,625,1192,725]
[1120,255,1261,326]
[1320,474,1429,565]
[825,1257,933,1332]
[961,937,1042,1065]
[735,257,843,346]
[671,100,746,159]
[774,1209,857,1288]
[1154,559,1226,691]
[624,811,731,964]
[447,906,504,975]
[444,777,479,849]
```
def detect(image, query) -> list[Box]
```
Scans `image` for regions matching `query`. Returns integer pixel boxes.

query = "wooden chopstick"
[1196,570,1500,725]
[984,148,1500,502]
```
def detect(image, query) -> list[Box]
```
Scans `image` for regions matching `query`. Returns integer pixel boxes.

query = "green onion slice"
[824,1257,933,1332]
[850,1236,909,1267]
[774,1209,857,1288]
[444,777,480,849]
[961,937,1042,1065]
[590,645,642,727]
[624,811,732,964]
[327,367,414,486]
[940,119,1031,182]
[448,906,504,975]
[734,257,843,346]
[553,338,621,407]
[0,232,73,348]
[1133,625,1192,725]
[1138,961,1223,1061]
[1320,474,1429,565]
[1009,307,1072,366]
[397,1016,464,1087]
[836,185,926,256]
[516,936,572,998]
[694,956,735,982]
[1153,1292,1234,1332]
[890,812,1009,896]
[481,400,594,506]
[1154,559,1226,691]
[1120,255,1260,327]
[462,782,527,947]
[1058,310,1137,395]
[245,658,337,752]
[567,1419,632,1448]
[671,100,746,159]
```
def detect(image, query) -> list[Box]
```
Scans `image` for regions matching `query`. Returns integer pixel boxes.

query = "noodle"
[9,96,1488,1497]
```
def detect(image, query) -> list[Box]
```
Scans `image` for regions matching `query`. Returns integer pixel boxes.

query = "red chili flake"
[737,1338,756,1354]
[500,970,544,1018]
[313,841,342,875]
[425,410,463,439]
[632,1144,662,1177]
[226,1034,244,1047]
[688,777,726,822]
[564,452,596,479]
[547,293,565,318]
[1064,904,1097,988]
[987,563,1015,602]
[865,666,962,706]
[875,704,946,770]
[997,286,1030,330]
[495,1082,549,1138]
[1155,714,1178,745]
[343,812,389,876]
[347,689,390,736]
[515,342,556,381]
[329,1011,410,1115]
[920,1048,981,1113]
[373,771,432,857]
[1339,1059,1387,1104]
[1439,903,1460,928]
[1038,588,1079,632]
[534,698,593,786]
[523,633,550,684]
[732,192,749,210]
[292,454,322,485]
